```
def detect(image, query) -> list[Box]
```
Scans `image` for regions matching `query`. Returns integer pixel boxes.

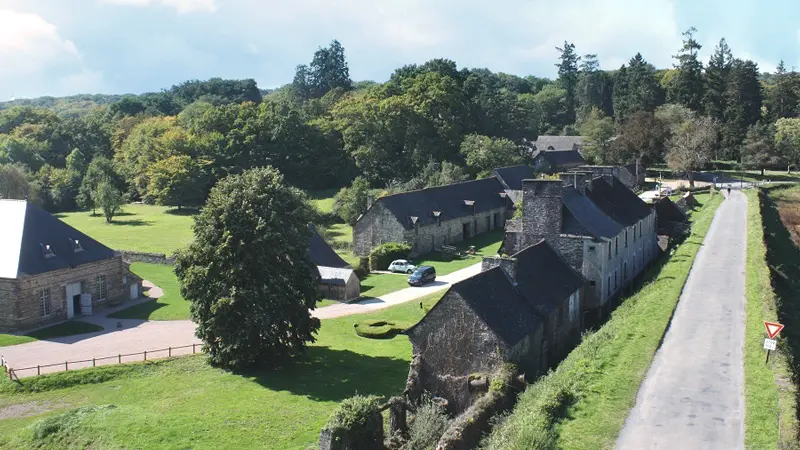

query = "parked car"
[388,259,417,274]
[408,266,436,286]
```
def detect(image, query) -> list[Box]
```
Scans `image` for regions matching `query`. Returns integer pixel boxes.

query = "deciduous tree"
[460,134,525,174]
[741,122,781,175]
[578,108,615,164]
[666,116,717,186]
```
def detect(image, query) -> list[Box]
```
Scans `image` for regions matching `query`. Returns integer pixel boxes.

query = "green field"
[485,192,723,449]
[57,204,197,255]
[109,263,190,321]
[308,189,339,214]
[0,321,104,348]
[0,292,444,449]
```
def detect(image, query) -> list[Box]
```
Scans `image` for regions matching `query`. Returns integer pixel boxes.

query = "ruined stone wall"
[1,257,135,331]
[407,291,510,414]
[352,203,406,256]
[118,250,175,265]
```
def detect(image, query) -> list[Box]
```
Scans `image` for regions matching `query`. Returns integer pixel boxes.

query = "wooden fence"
[1,343,204,379]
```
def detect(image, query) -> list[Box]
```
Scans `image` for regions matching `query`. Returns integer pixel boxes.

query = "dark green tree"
[174,167,320,369]
[333,176,371,225]
[766,61,799,120]
[460,134,525,174]
[95,180,124,223]
[576,54,604,120]
[720,59,763,160]
[703,38,733,121]
[555,42,580,124]
[611,111,669,166]
[741,122,781,175]
[613,54,663,121]
[309,40,353,99]
[667,27,705,111]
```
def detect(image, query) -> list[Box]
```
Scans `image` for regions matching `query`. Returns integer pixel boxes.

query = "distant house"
[576,162,646,189]
[534,135,585,152]
[0,200,142,331]
[531,149,586,173]
[352,178,512,257]
[404,240,585,413]
[307,224,360,301]
[504,173,658,325]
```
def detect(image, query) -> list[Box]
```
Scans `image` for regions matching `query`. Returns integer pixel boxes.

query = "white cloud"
[0,10,105,98]
[99,0,217,14]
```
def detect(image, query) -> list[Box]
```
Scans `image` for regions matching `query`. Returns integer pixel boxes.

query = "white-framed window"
[95,275,108,300]
[39,287,52,317]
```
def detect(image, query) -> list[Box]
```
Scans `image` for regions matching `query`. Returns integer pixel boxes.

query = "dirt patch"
[0,401,69,420]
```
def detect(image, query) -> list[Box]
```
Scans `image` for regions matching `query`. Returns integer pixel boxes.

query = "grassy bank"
[108,263,189,321]
[0,321,104,348]
[0,292,445,449]
[484,192,723,450]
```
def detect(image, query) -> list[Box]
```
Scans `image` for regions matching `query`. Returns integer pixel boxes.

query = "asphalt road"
[616,190,747,450]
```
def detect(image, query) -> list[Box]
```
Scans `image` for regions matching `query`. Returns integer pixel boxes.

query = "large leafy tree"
[578,108,615,164]
[333,176,371,225]
[460,134,525,174]
[146,155,206,209]
[0,164,38,201]
[175,167,321,369]
[95,180,125,223]
[667,27,705,111]
[766,61,800,121]
[78,156,124,214]
[613,54,663,121]
[775,118,800,172]
[741,122,782,175]
[576,54,612,120]
[720,59,763,160]
[294,40,353,100]
[703,38,733,121]
[666,116,717,186]
[611,111,669,166]
[555,42,580,124]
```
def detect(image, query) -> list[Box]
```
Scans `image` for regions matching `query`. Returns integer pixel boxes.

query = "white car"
[388,260,417,274]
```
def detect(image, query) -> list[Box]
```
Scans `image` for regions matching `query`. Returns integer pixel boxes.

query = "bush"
[354,257,370,279]
[353,320,405,339]
[324,395,384,448]
[407,398,451,450]
[369,242,412,272]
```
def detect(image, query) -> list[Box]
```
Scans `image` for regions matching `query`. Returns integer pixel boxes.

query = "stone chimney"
[521,179,563,238]
[481,256,518,284]
[559,172,592,195]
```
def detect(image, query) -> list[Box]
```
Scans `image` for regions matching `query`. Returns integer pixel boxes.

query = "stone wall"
[117,250,175,265]
[521,179,562,241]
[352,203,407,256]
[0,256,137,331]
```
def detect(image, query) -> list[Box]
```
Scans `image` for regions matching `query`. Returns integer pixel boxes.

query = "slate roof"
[654,197,686,223]
[562,187,624,239]
[493,165,536,191]
[317,266,356,286]
[417,267,543,347]
[531,149,586,171]
[511,240,586,316]
[534,135,585,152]
[375,177,509,230]
[0,200,117,279]
[306,224,350,268]
[585,177,651,226]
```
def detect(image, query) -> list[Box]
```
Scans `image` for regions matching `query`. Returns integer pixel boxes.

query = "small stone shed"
[404,240,585,414]
[307,224,360,301]
[352,178,511,257]
[0,200,141,331]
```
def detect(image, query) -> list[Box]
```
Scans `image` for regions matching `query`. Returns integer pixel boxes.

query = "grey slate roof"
[534,135,585,152]
[562,187,624,239]
[585,177,651,226]
[511,240,586,316]
[0,200,117,279]
[533,149,586,169]
[375,177,509,230]
[307,224,350,268]
[317,266,355,286]
[445,267,543,347]
[493,165,536,191]
[654,197,686,223]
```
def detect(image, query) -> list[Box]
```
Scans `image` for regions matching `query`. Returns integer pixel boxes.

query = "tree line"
[2,32,800,217]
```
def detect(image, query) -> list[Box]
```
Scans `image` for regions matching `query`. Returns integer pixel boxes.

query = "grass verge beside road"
[484,192,723,450]
[109,263,189,321]
[0,292,444,449]
[0,321,103,348]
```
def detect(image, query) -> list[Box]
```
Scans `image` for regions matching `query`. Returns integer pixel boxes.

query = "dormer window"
[432,211,442,227]
[410,216,419,232]
[70,237,84,253]
[464,200,476,215]
[42,244,56,259]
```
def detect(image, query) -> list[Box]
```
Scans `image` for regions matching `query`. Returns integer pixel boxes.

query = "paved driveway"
[616,190,747,449]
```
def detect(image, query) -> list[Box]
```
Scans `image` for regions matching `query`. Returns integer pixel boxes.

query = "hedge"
[353,320,405,339]
[369,242,412,272]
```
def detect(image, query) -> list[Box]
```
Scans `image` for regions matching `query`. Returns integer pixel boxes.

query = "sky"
[0,0,798,100]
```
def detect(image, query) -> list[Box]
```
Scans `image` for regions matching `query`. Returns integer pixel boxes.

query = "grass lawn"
[108,263,189,321]
[57,204,196,255]
[0,292,444,449]
[0,321,103,348]
[307,189,339,214]
[484,192,723,450]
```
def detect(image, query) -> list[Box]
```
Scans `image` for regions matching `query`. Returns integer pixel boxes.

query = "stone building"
[307,224,360,301]
[504,173,658,325]
[352,178,511,257]
[575,162,646,189]
[404,240,585,413]
[531,149,586,173]
[0,200,142,331]
[534,135,585,152]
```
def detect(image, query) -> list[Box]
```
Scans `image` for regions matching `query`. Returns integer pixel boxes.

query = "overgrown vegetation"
[406,397,451,450]
[483,192,722,449]
[369,242,413,272]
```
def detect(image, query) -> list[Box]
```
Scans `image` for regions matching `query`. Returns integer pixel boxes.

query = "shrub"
[407,397,451,450]
[353,319,404,339]
[369,242,412,272]
[354,256,370,279]
[324,395,384,447]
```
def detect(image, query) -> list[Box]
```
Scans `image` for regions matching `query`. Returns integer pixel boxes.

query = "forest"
[2,28,800,217]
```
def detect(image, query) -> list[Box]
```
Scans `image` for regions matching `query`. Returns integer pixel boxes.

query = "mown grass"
[0,321,103,348]
[0,292,444,449]
[484,192,723,450]
[743,189,798,448]
[108,263,189,321]
[57,204,196,255]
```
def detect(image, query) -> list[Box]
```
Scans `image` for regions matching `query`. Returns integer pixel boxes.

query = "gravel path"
[616,190,747,449]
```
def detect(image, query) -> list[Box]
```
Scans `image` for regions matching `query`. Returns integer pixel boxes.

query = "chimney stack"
[481,256,518,284]
[558,171,592,195]
[521,179,563,239]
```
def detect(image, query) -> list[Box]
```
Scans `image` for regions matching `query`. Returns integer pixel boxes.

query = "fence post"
[168,347,171,358]
[93,358,96,368]
[144,351,147,361]
[118,354,121,364]
[65,361,68,371]
[192,343,196,354]
[37,365,40,376]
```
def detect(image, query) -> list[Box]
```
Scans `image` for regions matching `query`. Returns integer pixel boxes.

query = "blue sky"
[0,0,797,100]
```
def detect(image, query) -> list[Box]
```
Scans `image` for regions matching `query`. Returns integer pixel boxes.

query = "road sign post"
[764,321,785,365]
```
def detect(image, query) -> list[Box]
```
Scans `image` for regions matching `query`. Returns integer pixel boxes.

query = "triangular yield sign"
[765,321,785,339]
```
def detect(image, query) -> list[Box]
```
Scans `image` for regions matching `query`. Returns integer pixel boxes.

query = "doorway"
[462,223,471,240]
[66,282,81,318]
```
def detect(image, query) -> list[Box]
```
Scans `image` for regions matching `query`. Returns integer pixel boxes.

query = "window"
[39,288,52,317]
[625,230,628,247]
[615,237,619,256]
[589,280,596,287]
[95,275,108,300]
[639,222,643,238]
